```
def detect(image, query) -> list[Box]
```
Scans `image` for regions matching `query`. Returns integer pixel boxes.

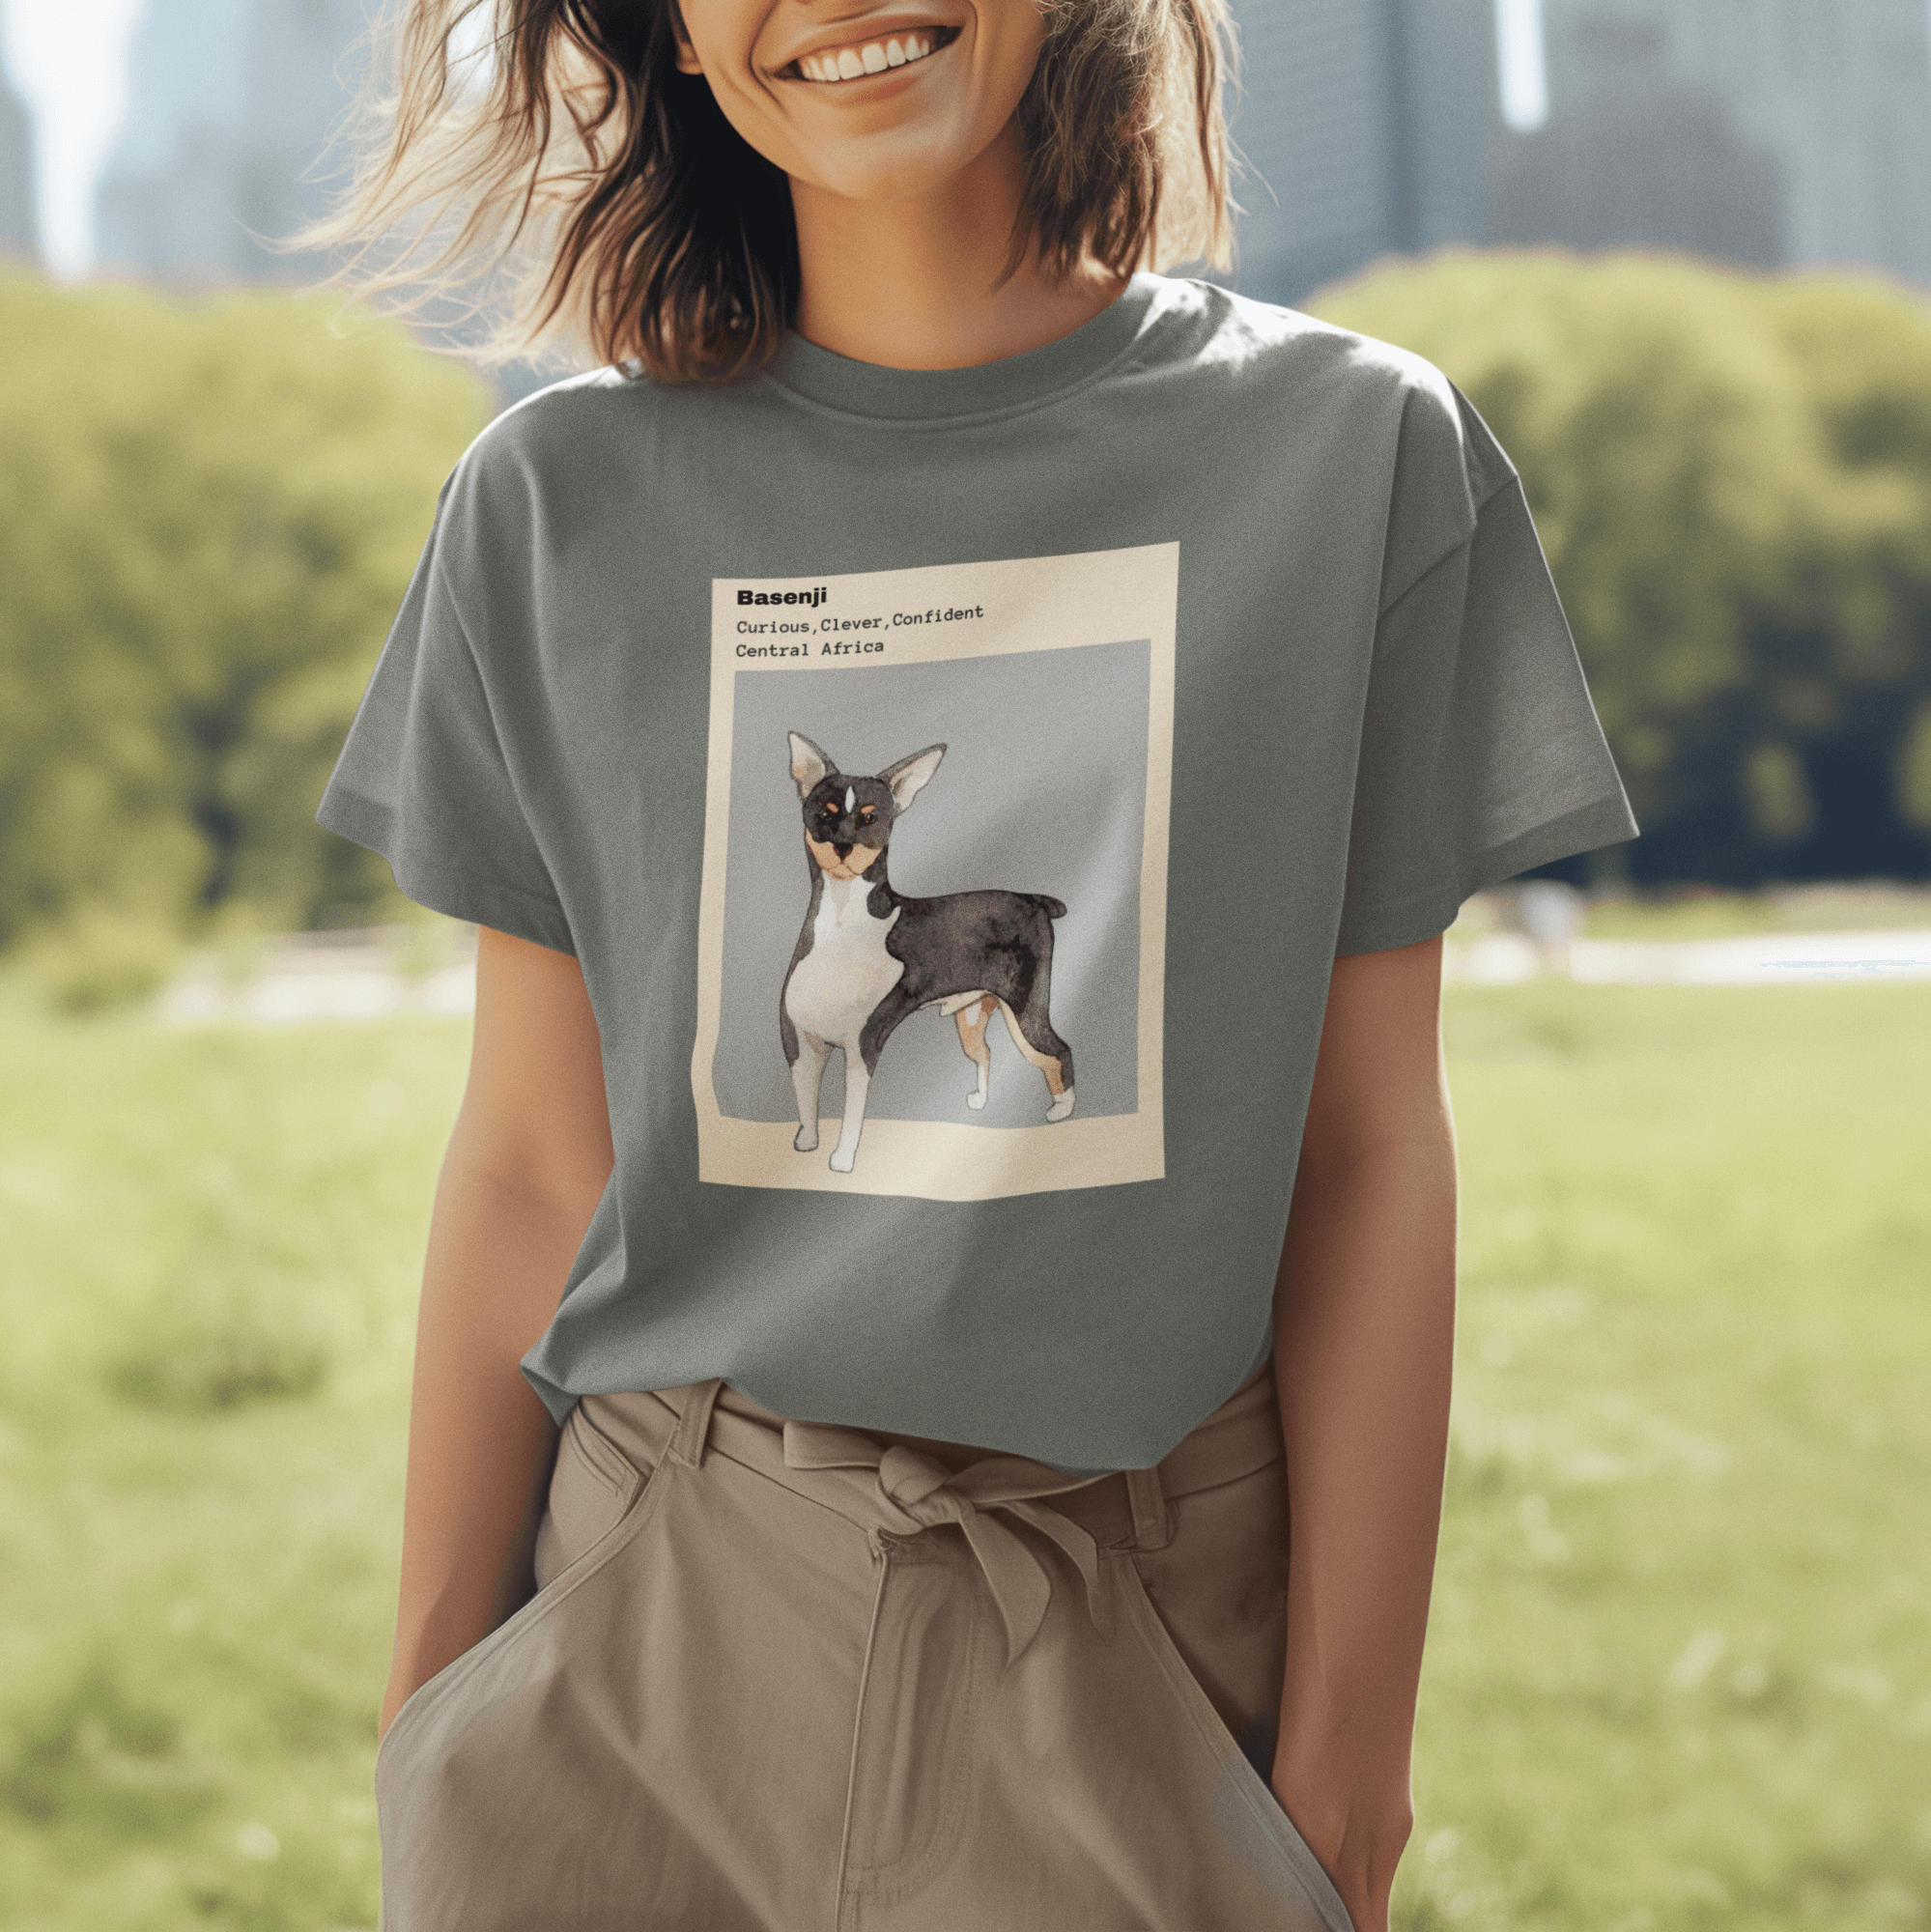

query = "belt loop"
[1124,1463,1174,1550]
[667,1378,726,1470]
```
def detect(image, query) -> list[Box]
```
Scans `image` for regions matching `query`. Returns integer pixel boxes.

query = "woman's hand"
[1270,932,1456,1932]
[1271,1760,1413,1932]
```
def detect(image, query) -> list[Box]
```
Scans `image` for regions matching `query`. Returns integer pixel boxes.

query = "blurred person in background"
[309,0,1634,1927]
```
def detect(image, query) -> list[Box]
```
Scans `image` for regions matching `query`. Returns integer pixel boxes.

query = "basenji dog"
[780,731,1075,1174]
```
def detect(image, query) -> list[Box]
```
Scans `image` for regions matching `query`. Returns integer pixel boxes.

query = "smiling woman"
[310,0,1232,378]
[298,0,1636,1927]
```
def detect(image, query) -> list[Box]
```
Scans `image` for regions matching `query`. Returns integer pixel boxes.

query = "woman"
[313,0,1637,1926]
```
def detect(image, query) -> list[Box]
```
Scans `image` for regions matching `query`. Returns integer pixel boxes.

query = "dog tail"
[1034,895,1067,919]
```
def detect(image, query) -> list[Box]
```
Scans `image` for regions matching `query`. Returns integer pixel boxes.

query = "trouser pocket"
[373,1437,674,1932]
[1121,1459,1357,1932]
[532,1399,649,1589]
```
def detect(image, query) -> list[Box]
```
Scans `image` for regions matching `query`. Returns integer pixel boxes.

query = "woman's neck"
[788,130,1131,371]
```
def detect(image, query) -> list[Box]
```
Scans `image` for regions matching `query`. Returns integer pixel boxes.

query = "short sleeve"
[315,479,574,954]
[1334,392,1638,957]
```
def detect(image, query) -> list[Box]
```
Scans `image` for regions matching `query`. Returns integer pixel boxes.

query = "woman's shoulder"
[449,365,658,484]
[1139,272,1460,407]
[1158,276,1515,503]
[432,360,753,547]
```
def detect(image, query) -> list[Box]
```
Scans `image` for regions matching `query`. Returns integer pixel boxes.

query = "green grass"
[1415,980,1931,1932]
[0,984,468,1931]
[0,973,1926,1929]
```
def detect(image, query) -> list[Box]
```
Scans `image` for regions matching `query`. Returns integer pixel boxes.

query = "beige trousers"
[374,1366,1354,1932]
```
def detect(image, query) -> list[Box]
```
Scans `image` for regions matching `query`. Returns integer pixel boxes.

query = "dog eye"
[858,806,877,822]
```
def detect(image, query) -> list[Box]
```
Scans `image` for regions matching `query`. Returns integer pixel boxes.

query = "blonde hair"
[309,0,1236,382]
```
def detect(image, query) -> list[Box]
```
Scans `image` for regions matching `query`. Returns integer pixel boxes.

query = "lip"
[775,18,962,82]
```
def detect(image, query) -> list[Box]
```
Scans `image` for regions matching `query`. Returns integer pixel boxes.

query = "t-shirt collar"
[761,271,1165,423]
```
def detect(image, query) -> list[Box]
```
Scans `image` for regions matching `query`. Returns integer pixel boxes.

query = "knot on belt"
[781,1423,1117,1667]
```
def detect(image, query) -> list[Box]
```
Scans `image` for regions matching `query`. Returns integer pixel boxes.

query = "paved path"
[1451,928,1931,985]
[155,926,1931,1024]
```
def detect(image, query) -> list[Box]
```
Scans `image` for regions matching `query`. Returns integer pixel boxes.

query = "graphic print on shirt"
[781,731,1075,1176]
[693,546,1176,1203]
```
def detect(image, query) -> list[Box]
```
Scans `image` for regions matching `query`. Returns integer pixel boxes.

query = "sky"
[2,0,148,276]
[2,0,1557,277]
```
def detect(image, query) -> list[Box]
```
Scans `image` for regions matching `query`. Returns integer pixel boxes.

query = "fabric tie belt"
[780,1422,1119,1667]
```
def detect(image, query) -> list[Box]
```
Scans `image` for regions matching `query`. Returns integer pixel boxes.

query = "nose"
[834,841,852,860]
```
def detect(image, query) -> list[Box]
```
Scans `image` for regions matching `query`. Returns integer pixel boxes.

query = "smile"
[786,24,959,83]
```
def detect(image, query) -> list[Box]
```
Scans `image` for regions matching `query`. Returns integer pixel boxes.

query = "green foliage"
[0,982,1926,1928]
[105,1267,334,1413]
[16,909,184,1015]
[1309,254,1931,882]
[0,272,489,959]
[1,1657,215,1834]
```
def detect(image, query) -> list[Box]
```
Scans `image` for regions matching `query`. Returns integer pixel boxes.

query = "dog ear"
[788,732,834,799]
[878,743,946,811]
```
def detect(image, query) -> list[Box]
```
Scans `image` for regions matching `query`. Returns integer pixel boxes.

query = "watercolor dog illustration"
[780,731,1075,1174]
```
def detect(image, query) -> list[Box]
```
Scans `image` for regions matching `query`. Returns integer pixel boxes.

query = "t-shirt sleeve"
[314,478,574,955]
[1334,383,1638,957]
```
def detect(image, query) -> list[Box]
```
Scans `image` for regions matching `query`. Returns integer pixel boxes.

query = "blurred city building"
[1223,0,1495,304]
[0,39,38,263]
[91,0,543,402]
[1492,0,1931,283]
[77,0,1931,308]
[94,0,373,285]
[1224,0,1931,304]
[1486,11,1780,268]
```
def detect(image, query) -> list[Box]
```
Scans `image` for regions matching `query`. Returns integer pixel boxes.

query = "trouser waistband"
[615,1363,1281,1669]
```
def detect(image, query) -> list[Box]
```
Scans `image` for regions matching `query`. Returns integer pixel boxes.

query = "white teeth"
[798,29,941,80]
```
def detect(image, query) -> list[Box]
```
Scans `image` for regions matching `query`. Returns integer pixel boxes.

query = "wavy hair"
[307,0,1236,382]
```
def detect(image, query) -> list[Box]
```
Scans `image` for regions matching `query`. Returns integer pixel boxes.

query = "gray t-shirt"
[317,272,1636,1474]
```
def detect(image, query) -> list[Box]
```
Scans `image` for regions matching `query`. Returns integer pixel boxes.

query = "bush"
[105,1267,337,1412]
[0,1655,217,1833]
[19,907,183,1015]
[1309,253,1931,885]
[0,272,491,952]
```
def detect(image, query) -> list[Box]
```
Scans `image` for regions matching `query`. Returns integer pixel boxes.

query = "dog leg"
[995,999,1076,1123]
[829,1054,871,1174]
[954,996,996,1110]
[790,1033,831,1152]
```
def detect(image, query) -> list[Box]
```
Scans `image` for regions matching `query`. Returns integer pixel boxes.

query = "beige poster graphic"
[691,545,1176,1201]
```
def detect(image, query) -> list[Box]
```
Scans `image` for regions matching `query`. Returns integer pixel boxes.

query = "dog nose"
[834,842,852,860]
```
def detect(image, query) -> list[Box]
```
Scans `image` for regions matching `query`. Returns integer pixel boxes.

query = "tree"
[0,272,489,958]
[1308,251,1931,886]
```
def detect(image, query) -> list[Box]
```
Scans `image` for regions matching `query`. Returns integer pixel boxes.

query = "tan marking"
[995,998,1066,1094]
[806,835,881,879]
[953,1006,992,1069]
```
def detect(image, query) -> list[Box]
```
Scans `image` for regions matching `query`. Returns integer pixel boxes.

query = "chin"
[806,128,987,205]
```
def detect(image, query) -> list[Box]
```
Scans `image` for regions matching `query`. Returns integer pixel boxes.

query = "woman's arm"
[1270,932,1458,1932]
[380,925,615,1739]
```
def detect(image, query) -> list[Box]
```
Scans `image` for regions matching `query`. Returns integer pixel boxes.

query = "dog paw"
[966,1091,987,1110]
[1046,1090,1075,1122]
[794,1126,819,1151]
[829,1148,856,1174]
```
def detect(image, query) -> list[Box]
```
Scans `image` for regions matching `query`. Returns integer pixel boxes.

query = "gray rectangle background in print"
[710,639,1151,1128]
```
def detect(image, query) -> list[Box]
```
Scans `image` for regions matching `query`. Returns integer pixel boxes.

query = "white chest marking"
[785,875,903,1046]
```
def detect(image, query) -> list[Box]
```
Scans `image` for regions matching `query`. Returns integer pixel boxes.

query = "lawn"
[0,969,1925,1930]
